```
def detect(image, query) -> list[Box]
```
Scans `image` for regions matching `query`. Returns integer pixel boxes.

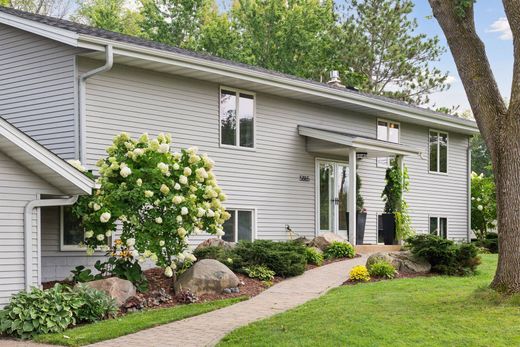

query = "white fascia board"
[0,11,79,46]
[0,119,93,194]
[78,35,479,135]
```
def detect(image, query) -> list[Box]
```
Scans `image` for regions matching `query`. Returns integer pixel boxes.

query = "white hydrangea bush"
[74,132,230,276]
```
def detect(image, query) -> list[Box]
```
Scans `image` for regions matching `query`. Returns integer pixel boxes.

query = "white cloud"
[488,17,513,40]
[445,75,457,84]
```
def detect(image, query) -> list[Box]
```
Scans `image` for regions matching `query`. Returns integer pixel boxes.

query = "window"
[429,216,447,239]
[377,119,400,167]
[222,209,254,242]
[429,130,448,173]
[60,206,85,251]
[220,88,255,148]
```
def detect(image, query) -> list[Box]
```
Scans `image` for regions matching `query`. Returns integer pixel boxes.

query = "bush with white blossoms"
[471,171,497,241]
[73,132,230,277]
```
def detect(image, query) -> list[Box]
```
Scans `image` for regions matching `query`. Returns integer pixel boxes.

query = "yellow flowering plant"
[73,132,230,277]
[349,265,371,282]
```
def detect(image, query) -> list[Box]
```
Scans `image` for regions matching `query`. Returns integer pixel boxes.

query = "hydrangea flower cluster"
[74,132,230,276]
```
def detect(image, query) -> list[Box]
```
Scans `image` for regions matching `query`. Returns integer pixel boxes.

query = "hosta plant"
[73,132,230,277]
[323,241,356,259]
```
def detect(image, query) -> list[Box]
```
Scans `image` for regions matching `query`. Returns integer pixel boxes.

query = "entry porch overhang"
[298,125,422,158]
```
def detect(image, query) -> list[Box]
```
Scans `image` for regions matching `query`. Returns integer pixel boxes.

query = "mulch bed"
[343,271,436,286]
[306,254,362,270]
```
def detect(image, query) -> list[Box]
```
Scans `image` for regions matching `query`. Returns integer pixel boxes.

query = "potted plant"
[381,159,411,245]
[356,173,367,245]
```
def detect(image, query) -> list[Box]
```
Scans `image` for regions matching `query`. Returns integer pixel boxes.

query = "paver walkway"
[89,254,369,347]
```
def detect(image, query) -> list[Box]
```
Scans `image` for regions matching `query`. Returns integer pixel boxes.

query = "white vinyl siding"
[78,58,469,245]
[0,24,83,160]
[0,151,62,307]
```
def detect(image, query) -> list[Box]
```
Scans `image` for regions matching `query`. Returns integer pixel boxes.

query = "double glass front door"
[318,160,349,237]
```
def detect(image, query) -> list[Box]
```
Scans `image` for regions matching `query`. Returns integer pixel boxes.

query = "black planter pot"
[356,212,367,245]
[381,213,396,245]
[345,212,368,245]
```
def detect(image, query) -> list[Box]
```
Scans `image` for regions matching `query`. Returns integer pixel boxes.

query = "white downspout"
[78,45,114,164]
[467,139,472,242]
[24,196,79,291]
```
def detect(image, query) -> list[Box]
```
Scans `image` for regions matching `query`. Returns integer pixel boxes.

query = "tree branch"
[428,0,507,157]
[503,0,520,115]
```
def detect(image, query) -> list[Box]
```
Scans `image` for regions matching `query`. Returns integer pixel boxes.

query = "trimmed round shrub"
[305,247,324,266]
[367,260,397,279]
[234,240,307,277]
[193,246,243,271]
[349,265,370,282]
[323,241,355,259]
[406,234,481,276]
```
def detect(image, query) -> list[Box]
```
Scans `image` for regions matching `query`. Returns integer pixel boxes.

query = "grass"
[219,255,520,347]
[34,297,246,346]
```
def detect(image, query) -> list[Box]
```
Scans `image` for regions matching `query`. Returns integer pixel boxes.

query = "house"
[0,7,478,305]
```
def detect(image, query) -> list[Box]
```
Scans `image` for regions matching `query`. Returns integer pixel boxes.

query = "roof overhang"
[298,126,422,158]
[0,118,94,195]
[0,9,480,136]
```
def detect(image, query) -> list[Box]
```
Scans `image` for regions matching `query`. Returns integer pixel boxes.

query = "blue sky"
[412,1,513,111]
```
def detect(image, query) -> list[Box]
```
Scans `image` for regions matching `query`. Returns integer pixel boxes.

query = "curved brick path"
[89,254,369,347]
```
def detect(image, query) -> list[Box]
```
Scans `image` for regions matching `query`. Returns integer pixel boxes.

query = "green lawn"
[34,297,246,346]
[219,255,520,347]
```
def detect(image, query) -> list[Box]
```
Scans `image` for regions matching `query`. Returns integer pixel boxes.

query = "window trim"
[376,118,401,168]
[429,215,448,239]
[221,207,257,242]
[428,129,449,175]
[219,86,256,151]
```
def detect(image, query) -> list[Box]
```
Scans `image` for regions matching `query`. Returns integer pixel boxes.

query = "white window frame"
[428,129,449,175]
[60,207,110,252]
[429,216,448,239]
[219,86,256,151]
[376,118,400,168]
[222,208,257,242]
[60,206,84,251]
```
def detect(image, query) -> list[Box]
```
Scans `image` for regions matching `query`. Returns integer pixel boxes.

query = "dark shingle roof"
[0,6,475,126]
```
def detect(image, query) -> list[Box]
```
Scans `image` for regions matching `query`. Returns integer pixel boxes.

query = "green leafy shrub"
[349,265,370,282]
[406,234,481,276]
[0,284,82,339]
[71,265,102,283]
[472,232,498,254]
[367,260,397,279]
[243,265,275,281]
[73,284,118,323]
[234,240,307,277]
[193,246,243,271]
[323,242,355,259]
[305,247,324,266]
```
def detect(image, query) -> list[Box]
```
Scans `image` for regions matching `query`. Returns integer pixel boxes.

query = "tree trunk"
[427,0,520,292]
[491,116,520,292]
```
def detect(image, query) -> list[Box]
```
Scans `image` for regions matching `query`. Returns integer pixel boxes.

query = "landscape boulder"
[366,251,431,274]
[195,237,235,251]
[310,232,350,251]
[83,277,136,306]
[174,259,240,295]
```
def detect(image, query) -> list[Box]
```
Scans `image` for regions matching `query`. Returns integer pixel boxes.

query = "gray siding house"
[0,7,478,305]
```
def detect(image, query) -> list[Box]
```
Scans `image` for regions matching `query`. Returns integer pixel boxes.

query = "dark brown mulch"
[306,254,362,270]
[42,280,73,290]
[343,271,436,286]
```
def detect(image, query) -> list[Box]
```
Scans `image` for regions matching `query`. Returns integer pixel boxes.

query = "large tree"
[338,0,448,104]
[75,0,143,36]
[3,0,73,17]
[428,0,520,292]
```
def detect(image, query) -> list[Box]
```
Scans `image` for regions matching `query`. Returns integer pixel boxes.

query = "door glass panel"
[337,164,349,231]
[319,163,331,231]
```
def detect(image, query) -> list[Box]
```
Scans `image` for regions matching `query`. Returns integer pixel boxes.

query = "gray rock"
[223,288,232,294]
[174,259,240,295]
[83,277,136,306]
[195,238,235,251]
[366,251,431,274]
[310,232,351,251]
